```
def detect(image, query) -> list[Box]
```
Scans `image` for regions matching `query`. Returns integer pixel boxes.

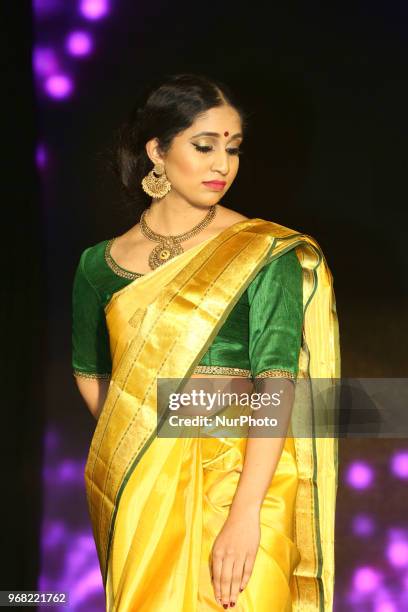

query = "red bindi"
[224,131,229,137]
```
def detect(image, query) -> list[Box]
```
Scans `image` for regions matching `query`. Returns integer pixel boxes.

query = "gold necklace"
[139,204,218,270]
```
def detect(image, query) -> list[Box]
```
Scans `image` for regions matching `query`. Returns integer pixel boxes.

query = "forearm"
[91,391,108,420]
[229,378,295,516]
[229,436,287,515]
[75,376,111,420]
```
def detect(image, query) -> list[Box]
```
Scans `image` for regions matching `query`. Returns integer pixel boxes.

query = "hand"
[210,506,261,608]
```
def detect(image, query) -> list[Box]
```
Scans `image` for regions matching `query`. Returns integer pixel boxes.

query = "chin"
[189,195,222,208]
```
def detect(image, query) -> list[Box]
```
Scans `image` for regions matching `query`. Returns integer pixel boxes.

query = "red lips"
[202,181,226,189]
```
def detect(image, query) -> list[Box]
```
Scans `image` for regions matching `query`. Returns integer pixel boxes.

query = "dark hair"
[110,72,247,217]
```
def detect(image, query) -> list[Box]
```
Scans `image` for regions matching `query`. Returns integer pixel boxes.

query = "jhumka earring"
[141,163,172,198]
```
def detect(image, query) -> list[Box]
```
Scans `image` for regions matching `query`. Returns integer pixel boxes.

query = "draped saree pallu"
[84,218,341,612]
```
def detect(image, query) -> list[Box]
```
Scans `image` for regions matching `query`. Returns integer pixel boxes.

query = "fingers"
[211,549,223,605]
[240,554,255,592]
[212,551,251,608]
[220,550,234,606]
[229,557,246,607]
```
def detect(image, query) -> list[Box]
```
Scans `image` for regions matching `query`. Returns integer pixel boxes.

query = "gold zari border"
[72,366,295,380]
[255,368,296,379]
[192,365,252,377]
[73,370,111,380]
[104,238,144,280]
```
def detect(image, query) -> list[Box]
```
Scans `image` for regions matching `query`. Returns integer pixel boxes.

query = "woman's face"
[147,104,243,206]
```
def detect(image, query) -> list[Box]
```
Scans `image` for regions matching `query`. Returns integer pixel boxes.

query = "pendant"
[148,240,184,270]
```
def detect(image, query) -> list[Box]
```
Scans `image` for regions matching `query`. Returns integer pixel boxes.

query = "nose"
[211,149,230,176]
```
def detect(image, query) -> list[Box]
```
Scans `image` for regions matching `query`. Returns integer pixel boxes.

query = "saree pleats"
[106,430,301,611]
[84,218,341,611]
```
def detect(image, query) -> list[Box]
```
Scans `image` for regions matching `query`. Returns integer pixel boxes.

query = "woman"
[72,73,340,611]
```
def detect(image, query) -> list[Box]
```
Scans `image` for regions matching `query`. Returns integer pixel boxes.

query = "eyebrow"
[191,131,243,139]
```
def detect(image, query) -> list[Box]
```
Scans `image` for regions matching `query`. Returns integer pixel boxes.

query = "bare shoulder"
[214,204,249,229]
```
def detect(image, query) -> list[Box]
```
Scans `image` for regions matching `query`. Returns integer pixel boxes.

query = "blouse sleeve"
[71,249,112,379]
[247,248,303,380]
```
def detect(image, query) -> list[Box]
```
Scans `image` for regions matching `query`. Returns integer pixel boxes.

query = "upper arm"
[247,248,303,380]
[71,249,112,380]
[74,375,110,420]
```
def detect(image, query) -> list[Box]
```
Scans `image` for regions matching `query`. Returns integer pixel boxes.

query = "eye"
[192,144,244,156]
[227,147,243,156]
[192,144,213,154]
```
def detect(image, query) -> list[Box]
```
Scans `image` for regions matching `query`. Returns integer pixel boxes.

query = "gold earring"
[141,163,172,198]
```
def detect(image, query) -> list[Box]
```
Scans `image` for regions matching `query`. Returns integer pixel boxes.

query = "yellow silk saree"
[84,217,341,611]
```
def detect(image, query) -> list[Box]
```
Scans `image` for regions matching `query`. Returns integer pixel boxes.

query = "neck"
[143,196,216,235]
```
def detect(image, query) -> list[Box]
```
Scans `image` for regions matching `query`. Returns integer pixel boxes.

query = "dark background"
[3,0,407,608]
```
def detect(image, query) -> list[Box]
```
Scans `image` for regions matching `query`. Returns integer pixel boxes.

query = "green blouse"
[72,239,303,380]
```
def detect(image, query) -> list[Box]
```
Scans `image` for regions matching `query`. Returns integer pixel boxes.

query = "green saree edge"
[281,237,326,610]
[103,429,157,586]
[305,249,325,612]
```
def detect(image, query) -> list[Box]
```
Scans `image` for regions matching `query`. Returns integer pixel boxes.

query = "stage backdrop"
[26,2,408,610]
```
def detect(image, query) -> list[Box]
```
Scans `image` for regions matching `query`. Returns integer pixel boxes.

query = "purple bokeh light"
[33,47,59,77]
[41,520,65,548]
[39,424,104,610]
[35,143,48,170]
[375,601,398,612]
[352,566,383,594]
[352,513,375,537]
[42,457,86,485]
[386,530,408,568]
[345,461,374,490]
[44,74,74,99]
[390,450,408,479]
[39,526,104,611]
[44,425,59,452]
[79,0,110,20]
[33,0,64,16]
[58,459,84,483]
[66,31,93,57]
[387,540,408,567]
[68,566,104,609]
